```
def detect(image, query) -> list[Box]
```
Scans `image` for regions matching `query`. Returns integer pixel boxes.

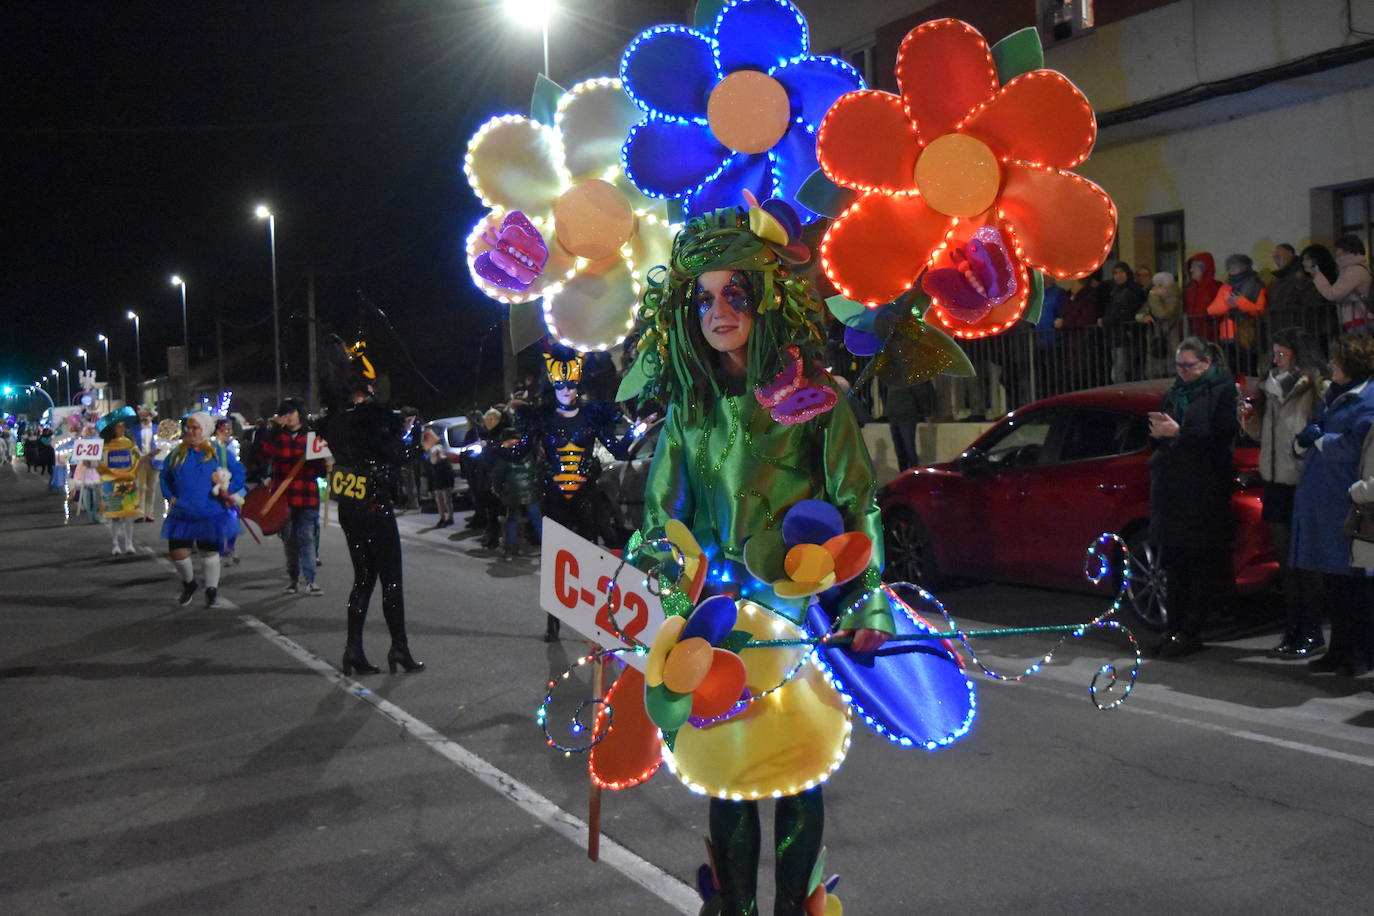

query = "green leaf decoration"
[807,847,829,895]
[1022,270,1046,326]
[661,727,679,753]
[924,321,976,378]
[694,0,730,30]
[796,168,860,220]
[530,73,565,125]
[509,300,548,353]
[991,27,1044,85]
[719,629,754,654]
[872,308,976,386]
[615,349,652,402]
[661,589,696,620]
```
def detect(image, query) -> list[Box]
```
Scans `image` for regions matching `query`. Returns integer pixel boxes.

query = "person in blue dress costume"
[160,411,244,608]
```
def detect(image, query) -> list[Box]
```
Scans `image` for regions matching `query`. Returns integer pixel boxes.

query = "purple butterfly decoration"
[921,225,1017,324]
[755,346,837,426]
[473,211,549,292]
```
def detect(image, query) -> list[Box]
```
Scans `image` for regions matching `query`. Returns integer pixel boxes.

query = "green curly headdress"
[621,206,825,418]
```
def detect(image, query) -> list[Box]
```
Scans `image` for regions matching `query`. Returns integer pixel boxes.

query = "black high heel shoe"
[388,644,425,674]
[342,644,380,676]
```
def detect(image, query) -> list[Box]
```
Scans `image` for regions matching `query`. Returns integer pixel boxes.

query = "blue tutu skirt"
[162,509,233,544]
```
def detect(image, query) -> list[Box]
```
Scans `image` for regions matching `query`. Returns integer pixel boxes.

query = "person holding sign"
[160,412,244,608]
[621,199,891,915]
[259,398,328,596]
[98,417,141,554]
[318,335,424,677]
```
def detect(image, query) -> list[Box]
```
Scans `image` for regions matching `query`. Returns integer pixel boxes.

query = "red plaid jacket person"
[259,429,327,509]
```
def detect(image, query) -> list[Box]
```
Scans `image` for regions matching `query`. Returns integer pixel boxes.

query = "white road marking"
[237,613,699,914]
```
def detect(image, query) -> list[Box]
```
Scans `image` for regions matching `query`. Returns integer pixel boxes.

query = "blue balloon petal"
[713,0,809,74]
[681,594,739,645]
[683,151,770,216]
[770,54,864,131]
[620,25,720,122]
[781,499,843,547]
[766,120,820,221]
[845,325,883,356]
[623,118,731,199]
[805,595,976,751]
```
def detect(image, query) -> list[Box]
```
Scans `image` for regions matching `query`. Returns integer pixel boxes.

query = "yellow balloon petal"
[784,543,835,584]
[773,578,823,599]
[556,78,643,181]
[645,615,686,689]
[542,256,638,352]
[664,519,703,559]
[825,893,843,916]
[464,115,566,218]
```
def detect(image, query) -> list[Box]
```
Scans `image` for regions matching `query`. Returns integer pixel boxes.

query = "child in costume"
[633,201,892,915]
[160,411,244,608]
[99,418,141,554]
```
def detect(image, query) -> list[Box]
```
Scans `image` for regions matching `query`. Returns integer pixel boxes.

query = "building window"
[1039,0,1094,44]
[1152,211,1185,281]
[1335,181,1374,256]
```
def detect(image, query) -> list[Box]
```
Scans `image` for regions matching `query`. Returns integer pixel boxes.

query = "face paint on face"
[697,270,754,357]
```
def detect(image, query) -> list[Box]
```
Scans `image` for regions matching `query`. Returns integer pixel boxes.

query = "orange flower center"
[554,179,635,260]
[707,70,791,155]
[914,133,1001,218]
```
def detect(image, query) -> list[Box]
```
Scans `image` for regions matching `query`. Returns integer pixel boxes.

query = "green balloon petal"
[1023,270,1046,326]
[530,73,565,126]
[796,168,860,220]
[615,349,652,402]
[509,300,548,354]
[924,321,977,378]
[991,27,1044,85]
[743,529,789,582]
[807,847,829,896]
[645,683,693,732]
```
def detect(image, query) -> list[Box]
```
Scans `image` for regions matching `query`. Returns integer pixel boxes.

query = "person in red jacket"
[1184,252,1221,341]
[259,398,329,595]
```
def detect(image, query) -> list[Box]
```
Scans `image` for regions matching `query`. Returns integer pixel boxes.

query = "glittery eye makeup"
[696,275,752,318]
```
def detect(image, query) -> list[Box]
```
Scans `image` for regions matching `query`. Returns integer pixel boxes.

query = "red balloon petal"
[690,650,749,721]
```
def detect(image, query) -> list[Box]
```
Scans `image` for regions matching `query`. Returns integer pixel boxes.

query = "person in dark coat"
[1104,261,1147,383]
[1292,333,1374,676]
[1147,337,1237,656]
[1056,275,1103,389]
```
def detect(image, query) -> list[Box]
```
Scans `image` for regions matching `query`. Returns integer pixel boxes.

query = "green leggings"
[708,786,824,916]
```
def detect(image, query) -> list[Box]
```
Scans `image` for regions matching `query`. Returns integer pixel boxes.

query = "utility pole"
[216,320,225,394]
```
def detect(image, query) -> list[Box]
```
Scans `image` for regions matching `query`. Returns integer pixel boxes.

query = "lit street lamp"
[503,0,555,76]
[126,310,141,379]
[97,333,109,380]
[255,204,281,404]
[77,347,88,370]
[170,275,189,356]
[59,360,70,405]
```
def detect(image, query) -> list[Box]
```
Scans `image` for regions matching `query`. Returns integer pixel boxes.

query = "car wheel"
[883,508,939,589]
[1122,529,1169,632]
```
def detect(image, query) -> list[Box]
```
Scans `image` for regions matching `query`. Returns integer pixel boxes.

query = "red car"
[879,380,1277,631]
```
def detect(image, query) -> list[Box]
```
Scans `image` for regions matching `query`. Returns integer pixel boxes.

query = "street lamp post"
[59,360,70,405]
[126,310,141,378]
[255,205,281,404]
[170,275,189,355]
[97,333,109,380]
[77,347,87,371]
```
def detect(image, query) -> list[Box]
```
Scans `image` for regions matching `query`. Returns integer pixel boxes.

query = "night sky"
[1,0,642,416]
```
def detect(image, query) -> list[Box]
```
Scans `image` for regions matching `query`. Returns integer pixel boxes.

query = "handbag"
[1343,501,1374,543]
[239,457,305,541]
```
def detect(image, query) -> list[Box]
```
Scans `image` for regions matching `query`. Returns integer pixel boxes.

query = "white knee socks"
[173,556,194,584]
[203,553,221,589]
[120,518,135,552]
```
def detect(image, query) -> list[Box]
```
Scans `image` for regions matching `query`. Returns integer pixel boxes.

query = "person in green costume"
[633,202,892,915]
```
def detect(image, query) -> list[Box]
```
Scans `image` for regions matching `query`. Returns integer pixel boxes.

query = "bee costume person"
[318,336,424,677]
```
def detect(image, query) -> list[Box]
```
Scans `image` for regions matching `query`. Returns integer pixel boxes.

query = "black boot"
[387,643,425,674]
[342,642,380,676]
[544,614,561,642]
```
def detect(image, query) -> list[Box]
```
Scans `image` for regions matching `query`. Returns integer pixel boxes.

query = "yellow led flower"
[464,78,678,352]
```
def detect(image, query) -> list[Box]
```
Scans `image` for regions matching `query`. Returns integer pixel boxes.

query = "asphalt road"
[3,463,1373,915]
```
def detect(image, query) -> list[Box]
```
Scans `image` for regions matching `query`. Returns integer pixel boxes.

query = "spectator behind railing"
[1184,252,1222,342]
[1104,261,1147,384]
[1137,271,1183,378]
[1207,254,1267,376]
[1310,234,1372,335]
[1299,244,1342,345]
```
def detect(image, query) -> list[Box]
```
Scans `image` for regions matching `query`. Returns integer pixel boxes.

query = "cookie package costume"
[96,408,143,555]
[462,5,1126,913]
[318,336,424,677]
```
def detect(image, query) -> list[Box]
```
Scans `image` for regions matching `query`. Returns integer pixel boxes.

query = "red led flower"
[816,19,1117,338]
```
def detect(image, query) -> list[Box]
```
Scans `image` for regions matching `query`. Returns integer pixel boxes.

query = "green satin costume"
[642,374,892,633]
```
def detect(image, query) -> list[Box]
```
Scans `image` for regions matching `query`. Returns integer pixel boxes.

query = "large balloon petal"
[620,26,719,121]
[690,650,749,720]
[997,161,1117,280]
[895,19,997,141]
[623,118,730,199]
[557,78,645,181]
[464,116,566,217]
[542,255,639,351]
[959,70,1097,169]
[770,55,865,132]
[683,151,771,217]
[713,0,809,74]
[589,667,663,789]
[816,91,920,194]
[820,193,955,305]
[681,594,739,645]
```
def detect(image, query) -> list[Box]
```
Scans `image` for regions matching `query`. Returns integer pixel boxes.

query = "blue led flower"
[619,0,864,220]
